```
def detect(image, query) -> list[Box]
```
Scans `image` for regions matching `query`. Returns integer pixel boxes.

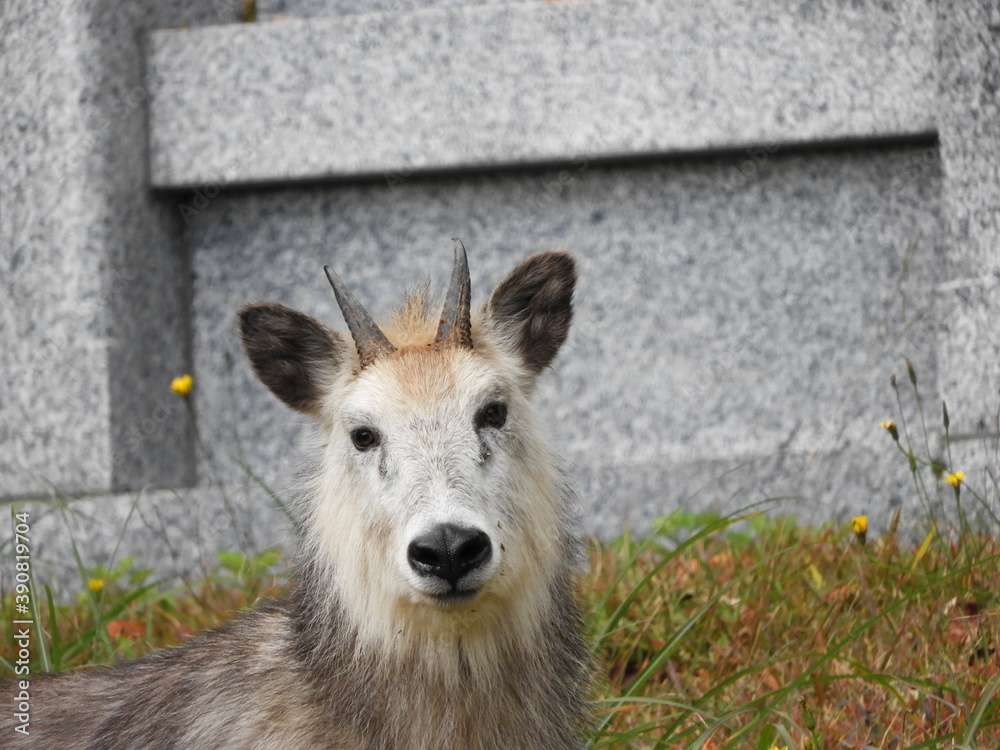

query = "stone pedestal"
[2,0,998,593]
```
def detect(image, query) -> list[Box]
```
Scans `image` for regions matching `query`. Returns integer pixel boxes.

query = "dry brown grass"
[586,513,1000,749]
[2,517,998,748]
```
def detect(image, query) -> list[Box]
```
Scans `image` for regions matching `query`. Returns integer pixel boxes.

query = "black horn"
[324,265,396,367]
[433,238,473,351]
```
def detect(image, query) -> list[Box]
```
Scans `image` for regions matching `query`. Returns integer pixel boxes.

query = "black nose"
[407,523,492,589]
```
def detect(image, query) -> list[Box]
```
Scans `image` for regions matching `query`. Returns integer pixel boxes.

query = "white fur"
[298,338,565,677]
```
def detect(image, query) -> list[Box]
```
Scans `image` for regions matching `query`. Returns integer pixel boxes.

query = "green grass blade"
[593,505,771,650]
[961,672,1000,748]
[27,556,51,674]
[44,584,61,672]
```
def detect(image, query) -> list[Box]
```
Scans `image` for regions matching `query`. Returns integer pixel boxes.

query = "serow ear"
[485,251,576,375]
[238,302,347,417]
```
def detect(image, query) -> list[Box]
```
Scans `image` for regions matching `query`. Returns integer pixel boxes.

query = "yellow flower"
[88,578,105,593]
[170,374,193,396]
[768,745,788,750]
[878,420,898,441]
[944,471,964,488]
[851,515,867,545]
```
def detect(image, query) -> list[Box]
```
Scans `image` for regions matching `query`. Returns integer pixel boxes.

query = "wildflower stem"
[893,374,937,525]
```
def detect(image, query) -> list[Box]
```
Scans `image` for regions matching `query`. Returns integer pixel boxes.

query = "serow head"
[238,239,575,617]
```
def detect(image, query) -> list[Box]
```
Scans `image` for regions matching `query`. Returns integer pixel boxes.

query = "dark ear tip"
[541,250,575,265]
[237,302,343,416]
[237,302,280,336]
[486,250,577,375]
[535,252,577,302]
[237,302,260,320]
[237,303,261,333]
[532,249,574,264]
[528,251,577,284]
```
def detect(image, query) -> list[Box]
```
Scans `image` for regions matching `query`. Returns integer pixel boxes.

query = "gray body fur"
[2,566,585,748]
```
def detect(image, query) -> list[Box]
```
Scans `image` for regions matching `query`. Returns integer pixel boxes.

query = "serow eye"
[478,401,507,430]
[350,427,380,451]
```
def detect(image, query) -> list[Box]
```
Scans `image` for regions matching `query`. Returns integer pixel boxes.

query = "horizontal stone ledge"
[148,0,936,189]
[1,486,296,596]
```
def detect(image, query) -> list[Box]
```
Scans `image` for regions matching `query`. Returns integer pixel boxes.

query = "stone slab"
[936,1,1000,278]
[259,0,530,20]
[933,3,1000,467]
[0,485,295,598]
[575,444,940,545]
[0,0,234,501]
[2,1,116,499]
[180,143,942,534]
[936,274,1000,438]
[147,0,936,188]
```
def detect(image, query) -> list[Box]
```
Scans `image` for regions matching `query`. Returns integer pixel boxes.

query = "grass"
[2,516,996,749]
[0,548,285,676]
[2,363,998,748]
[586,511,1000,748]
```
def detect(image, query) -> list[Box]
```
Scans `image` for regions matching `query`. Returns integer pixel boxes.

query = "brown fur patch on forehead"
[378,287,491,352]
[355,290,499,398]
[379,288,437,348]
[376,346,468,404]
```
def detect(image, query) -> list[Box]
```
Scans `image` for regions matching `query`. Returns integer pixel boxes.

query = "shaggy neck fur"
[289,555,588,750]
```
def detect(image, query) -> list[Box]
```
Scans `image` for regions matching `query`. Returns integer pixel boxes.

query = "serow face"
[239,241,576,618]
[337,349,519,608]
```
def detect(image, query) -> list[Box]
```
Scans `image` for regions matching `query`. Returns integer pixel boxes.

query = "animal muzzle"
[407,523,493,594]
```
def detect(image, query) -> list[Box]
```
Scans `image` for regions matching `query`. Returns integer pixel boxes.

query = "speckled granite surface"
[183,145,942,535]
[3,0,998,592]
[0,0,239,500]
[147,0,936,188]
[1,2,114,498]
[259,0,533,20]
[935,1,1000,439]
[936,0,1000,279]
